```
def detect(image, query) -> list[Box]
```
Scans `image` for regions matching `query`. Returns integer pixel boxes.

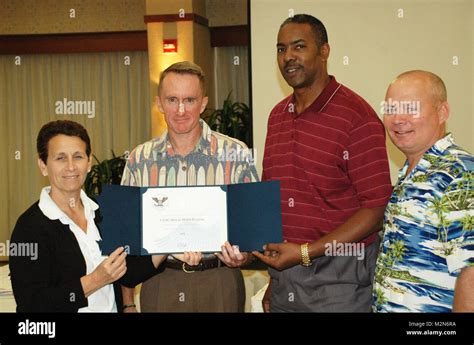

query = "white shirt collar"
[38,186,98,224]
[431,132,455,152]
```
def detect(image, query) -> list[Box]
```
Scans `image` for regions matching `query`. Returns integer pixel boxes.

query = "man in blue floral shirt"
[373,70,474,312]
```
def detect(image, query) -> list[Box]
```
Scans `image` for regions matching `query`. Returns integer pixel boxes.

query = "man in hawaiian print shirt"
[373,70,474,312]
[119,61,259,312]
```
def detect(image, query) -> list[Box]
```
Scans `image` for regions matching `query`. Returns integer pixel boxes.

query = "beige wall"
[0,0,146,34]
[193,22,215,104]
[146,0,193,15]
[145,0,214,137]
[146,0,245,25]
[206,0,247,26]
[147,21,196,137]
[1,0,244,138]
[192,0,207,18]
[251,0,473,183]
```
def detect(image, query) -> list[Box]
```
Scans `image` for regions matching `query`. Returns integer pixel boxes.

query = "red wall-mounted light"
[163,39,178,53]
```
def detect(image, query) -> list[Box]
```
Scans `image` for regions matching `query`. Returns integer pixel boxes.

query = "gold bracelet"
[300,243,312,267]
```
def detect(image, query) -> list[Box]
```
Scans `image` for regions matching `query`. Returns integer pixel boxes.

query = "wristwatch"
[300,243,312,267]
[122,303,136,310]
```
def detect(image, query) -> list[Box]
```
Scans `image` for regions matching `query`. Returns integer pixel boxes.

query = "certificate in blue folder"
[96,181,282,255]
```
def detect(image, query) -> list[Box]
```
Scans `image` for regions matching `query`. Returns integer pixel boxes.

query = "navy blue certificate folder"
[96,181,282,255]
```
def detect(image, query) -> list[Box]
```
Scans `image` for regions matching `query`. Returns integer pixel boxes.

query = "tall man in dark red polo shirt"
[253,14,392,312]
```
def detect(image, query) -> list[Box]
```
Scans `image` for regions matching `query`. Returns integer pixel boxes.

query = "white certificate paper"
[141,186,228,253]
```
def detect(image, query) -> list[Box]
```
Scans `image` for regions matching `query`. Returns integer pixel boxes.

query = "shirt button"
[182,165,187,171]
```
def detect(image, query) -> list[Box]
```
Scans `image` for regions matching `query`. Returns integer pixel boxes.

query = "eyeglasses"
[164,97,200,112]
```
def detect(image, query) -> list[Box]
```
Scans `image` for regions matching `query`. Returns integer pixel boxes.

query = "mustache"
[284,62,301,70]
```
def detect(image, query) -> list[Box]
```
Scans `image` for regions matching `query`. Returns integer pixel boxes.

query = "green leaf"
[202,91,251,146]
[84,150,127,198]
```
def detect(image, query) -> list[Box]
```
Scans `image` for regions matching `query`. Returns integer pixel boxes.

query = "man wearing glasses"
[120,61,258,312]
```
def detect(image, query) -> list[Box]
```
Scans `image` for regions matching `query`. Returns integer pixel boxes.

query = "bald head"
[383,70,450,162]
[389,70,447,104]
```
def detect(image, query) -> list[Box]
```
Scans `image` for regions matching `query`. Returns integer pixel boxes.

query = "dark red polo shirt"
[262,76,392,245]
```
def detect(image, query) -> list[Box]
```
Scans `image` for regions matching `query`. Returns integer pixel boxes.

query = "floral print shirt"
[373,134,474,312]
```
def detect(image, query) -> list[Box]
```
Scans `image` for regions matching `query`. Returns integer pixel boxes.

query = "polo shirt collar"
[285,75,341,114]
[163,119,213,157]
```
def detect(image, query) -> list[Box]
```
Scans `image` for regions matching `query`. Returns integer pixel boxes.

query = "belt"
[165,258,222,273]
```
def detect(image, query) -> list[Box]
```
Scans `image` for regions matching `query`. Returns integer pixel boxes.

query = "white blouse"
[38,186,116,312]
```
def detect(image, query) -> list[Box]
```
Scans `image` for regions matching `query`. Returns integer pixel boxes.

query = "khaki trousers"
[140,266,245,312]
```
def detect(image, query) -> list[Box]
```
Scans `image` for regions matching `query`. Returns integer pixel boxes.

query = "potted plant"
[84,151,127,198]
[203,92,251,146]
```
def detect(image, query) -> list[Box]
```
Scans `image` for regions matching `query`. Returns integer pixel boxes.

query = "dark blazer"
[9,201,161,312]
